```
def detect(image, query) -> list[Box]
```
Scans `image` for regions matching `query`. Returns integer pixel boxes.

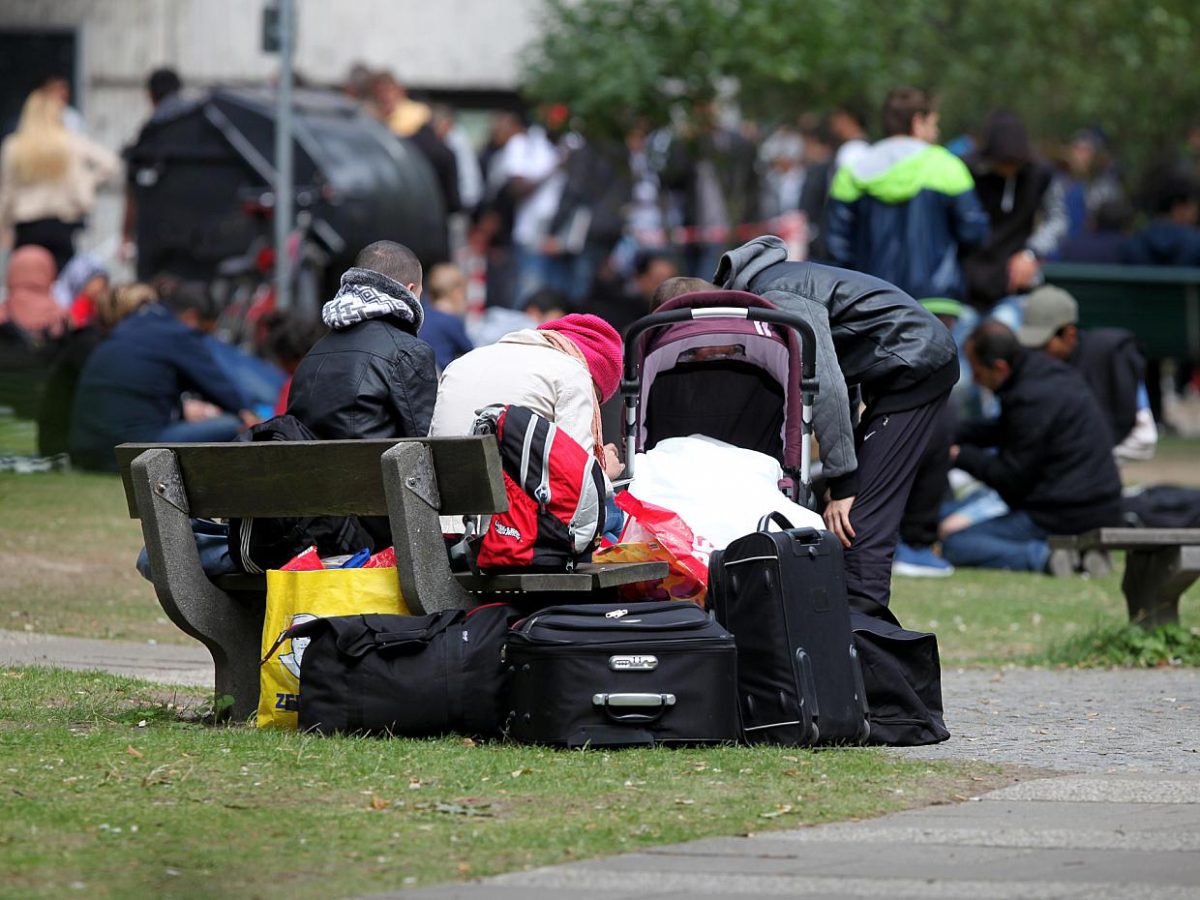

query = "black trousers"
[14,217,80,273]
[843,395,948,614]
[898,400,957,548]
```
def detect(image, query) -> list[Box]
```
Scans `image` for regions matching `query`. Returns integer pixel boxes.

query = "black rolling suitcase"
[504,601,740,748]
[709,512,870,746]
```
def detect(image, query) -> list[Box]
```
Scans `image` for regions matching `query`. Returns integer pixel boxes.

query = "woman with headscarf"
[0,87,119,271]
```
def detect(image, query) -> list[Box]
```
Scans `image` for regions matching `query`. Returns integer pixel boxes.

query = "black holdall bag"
[227,415,377,573]
[275,604,519,736]
[504,601,740,748]
[709,512,870,746]
[850,608,950,746]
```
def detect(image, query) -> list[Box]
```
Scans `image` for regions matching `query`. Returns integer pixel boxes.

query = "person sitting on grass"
[68,281,256,472]
[942,320,1123,574]
[419,261,474,370]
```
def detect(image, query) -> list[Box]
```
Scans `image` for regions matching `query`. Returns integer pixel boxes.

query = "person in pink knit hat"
[429,311,625,490]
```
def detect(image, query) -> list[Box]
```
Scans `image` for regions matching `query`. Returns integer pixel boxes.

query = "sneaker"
[893,542,955,577]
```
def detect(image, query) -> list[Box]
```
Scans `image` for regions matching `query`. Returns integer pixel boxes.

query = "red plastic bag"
[362,547,397,569]
[593,493,715,605]
[280,546,323,571]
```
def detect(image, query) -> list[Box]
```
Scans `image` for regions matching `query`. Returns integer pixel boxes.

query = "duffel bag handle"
[757,512,823,545]
[361,610,462,653]
[592,692,676,724]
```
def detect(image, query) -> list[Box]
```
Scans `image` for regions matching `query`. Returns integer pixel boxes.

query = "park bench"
[1048,528,1200,626]
[115,438,665,720]
[1041,262,1200,366]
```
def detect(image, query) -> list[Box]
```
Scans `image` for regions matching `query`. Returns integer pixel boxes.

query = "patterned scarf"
[321,267,424,331]
[539,330,607,465]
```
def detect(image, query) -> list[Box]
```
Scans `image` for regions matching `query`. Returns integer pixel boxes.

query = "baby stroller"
[620,290,819,507]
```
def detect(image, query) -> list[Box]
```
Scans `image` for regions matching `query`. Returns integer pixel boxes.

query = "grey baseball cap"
[1017,285,1079,347]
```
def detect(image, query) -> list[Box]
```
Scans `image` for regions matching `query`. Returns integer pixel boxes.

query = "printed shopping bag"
[593,492,714,606]
[257,566,409,728]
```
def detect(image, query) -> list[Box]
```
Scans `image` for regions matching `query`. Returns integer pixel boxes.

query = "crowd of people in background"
[3,64,1200,580]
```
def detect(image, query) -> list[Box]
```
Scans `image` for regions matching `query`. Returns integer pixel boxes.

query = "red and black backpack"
[468,404,605,571]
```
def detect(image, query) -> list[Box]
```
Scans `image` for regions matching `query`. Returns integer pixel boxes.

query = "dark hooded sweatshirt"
[717,236,958,497]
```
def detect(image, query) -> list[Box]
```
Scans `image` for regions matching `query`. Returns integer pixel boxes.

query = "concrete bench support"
[1051,528,1200,627]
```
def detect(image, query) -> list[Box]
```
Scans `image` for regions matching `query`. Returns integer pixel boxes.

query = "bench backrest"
[1041,262,1200,363]
[115,437,505,519]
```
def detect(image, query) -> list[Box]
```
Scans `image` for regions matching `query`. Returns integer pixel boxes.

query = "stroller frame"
[621,293,820,507]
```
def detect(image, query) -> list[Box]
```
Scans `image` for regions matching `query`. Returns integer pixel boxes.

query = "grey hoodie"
[716,236,958,496]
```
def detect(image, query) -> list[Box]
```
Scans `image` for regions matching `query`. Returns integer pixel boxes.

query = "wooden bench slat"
[116,438,505,519]
[1055,528,1200,552]
[212,561,670,597]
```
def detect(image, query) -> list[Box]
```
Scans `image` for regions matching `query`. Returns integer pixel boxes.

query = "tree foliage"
[524,0,1200,168]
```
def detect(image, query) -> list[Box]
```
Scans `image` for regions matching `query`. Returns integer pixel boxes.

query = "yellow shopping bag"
[257,567,410,729]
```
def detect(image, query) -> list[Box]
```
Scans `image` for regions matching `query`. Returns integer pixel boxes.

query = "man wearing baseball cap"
[1018,285,1152,458]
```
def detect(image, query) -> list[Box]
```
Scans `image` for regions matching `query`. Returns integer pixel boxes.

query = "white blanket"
[627,435,824,550]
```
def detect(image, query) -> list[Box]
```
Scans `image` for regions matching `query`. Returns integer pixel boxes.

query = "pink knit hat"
[538,313,624,402]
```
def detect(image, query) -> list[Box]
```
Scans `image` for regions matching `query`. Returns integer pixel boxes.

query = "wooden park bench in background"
[1049,528,1200,626]
[116,438,665,721]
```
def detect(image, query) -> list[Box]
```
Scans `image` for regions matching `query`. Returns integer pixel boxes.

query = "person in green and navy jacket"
[825,87,989,303]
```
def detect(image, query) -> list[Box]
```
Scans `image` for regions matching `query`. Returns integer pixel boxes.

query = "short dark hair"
[966,320,1021,368]
[832,103,867,129]
[161,280,218,323]
[354,241,422,287]
[882,87,934,137]
[523,287,567,315]
[650,277,715,311]
[262,310,326,368]
[147,68,182,105]
[633,250,676,278]
[1146,169,1197,215]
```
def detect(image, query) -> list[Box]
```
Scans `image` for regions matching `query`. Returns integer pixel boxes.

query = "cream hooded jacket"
[429,329,603,533]
[429,329,596,454]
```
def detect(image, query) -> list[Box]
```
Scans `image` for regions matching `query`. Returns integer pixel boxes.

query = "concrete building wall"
[1,0,544,150]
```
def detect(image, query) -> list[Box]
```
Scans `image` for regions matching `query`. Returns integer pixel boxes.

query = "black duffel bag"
[285,604,519,737]
[850,610,950,746]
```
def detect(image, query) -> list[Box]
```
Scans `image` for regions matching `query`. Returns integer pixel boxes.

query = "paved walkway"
[396,667,1199,899]
[0,628,211,686]
[3,631,1198,898]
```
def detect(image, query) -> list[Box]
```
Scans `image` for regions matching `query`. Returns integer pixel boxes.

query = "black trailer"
[126,87,447,291]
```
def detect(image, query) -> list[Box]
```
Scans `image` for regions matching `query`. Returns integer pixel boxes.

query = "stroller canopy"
[631,291,806,471]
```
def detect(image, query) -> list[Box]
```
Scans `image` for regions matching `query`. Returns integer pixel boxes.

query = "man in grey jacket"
[716,235,958,613]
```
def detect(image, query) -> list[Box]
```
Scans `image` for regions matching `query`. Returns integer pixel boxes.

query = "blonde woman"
[0,87,119,271]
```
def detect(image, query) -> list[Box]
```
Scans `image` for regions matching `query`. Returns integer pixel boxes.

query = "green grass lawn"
[0,468,180,644]
[0,668,1003,899]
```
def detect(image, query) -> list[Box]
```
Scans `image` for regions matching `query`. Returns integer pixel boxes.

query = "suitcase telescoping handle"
[592,692,676,723]
[621,306,819,500]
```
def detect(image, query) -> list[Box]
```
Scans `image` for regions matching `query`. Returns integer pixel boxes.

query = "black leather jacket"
[287,316,437,441]
[717,236,958,495]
